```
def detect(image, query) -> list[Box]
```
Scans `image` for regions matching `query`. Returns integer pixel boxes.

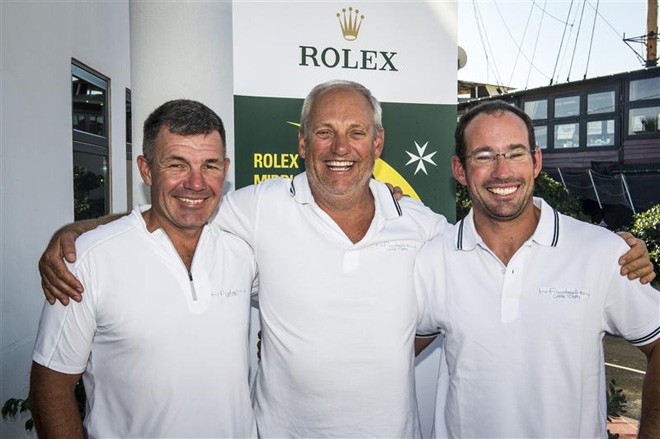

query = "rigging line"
[526,0,548,89]
[584,0,624,39]
[471,0,493,85]
[556,4,581,84]
[584,0,600,79]
[585,0,644,65]
[501,0,536,87]
[491,0,551,85]
[478,1,506,89]
[567,0,588,82]
[473,0,505,89]
[531,1,572,25]
[550,0,575,85]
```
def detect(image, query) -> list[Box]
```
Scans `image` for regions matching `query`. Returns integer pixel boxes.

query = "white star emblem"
[404,141,438,175]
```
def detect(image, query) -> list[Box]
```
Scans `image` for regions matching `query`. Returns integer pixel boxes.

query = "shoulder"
[396,195,451,237]
[75,213,141,263]
[223,177,293,204]
[558,213,627,251]
[207,226,255,257]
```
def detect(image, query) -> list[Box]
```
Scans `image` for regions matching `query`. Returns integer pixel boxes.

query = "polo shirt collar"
[455,196,560,251]
[288,172,403,221]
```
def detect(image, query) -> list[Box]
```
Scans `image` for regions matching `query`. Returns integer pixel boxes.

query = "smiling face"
[137,125,229,239]
[299,88,384,206]
[452,110,542,223]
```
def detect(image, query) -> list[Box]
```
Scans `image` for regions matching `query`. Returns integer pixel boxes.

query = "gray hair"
[299,80,383,140]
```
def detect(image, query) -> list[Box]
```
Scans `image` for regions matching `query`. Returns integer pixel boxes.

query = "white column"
[129,0,235,204]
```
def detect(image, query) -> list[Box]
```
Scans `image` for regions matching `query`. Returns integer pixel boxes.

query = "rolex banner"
[232,1,457,219]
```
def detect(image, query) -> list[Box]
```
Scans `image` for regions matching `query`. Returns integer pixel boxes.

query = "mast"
[648,0,658,67]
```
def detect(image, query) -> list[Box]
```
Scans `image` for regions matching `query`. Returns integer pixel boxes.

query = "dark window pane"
[73,151,108,220]
[72,70,107,137]
[629,106,660,135]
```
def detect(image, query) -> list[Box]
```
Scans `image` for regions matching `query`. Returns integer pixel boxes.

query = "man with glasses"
[415,100,660,438]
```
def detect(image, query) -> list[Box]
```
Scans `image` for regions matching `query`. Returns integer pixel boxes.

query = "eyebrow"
[471,143,529,153]
[161,155,224,163]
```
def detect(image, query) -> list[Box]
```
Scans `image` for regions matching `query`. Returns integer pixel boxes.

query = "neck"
[313,187,376,244]
[142,209,203,270]
[473,202,541,265]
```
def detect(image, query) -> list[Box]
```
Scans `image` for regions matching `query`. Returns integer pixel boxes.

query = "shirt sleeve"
[414,239,445,337]
[603,241,660,347]
[213,185,258,249]
[32,260,97,374]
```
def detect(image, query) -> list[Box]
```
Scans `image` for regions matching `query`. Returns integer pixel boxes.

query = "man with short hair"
[415,100,660,438]
[30,100,257,438]
[217,80,448,437]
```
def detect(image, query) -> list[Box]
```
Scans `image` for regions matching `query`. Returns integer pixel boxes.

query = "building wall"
[0,2,130,436]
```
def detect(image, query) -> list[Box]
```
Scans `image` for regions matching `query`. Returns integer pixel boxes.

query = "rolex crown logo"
[337,7,364,41]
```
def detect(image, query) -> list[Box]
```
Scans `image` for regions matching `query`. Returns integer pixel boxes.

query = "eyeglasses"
[465,149,533,167]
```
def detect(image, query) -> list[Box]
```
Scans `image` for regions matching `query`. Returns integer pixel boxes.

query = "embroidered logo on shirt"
[378,242,417,252]
[212,289,247,298]
[539,288,589,300]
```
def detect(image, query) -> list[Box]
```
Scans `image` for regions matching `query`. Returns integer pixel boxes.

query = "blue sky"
[457,1,652,90]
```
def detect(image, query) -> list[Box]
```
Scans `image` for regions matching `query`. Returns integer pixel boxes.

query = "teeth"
[490,187,517,195]
[178,197,204,204]
[326,161,354,170]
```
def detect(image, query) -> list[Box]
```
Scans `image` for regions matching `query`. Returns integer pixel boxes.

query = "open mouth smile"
[488,186,518,196]
[325,160,355,171]
[176,197,206,205]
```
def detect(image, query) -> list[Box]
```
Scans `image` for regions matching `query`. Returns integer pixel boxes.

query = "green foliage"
[533,172,591,222]
[1,397,33,432]
[455,171,589,222]
[628,204,660,283]
[606,379,628,419]
[74,164,105,220]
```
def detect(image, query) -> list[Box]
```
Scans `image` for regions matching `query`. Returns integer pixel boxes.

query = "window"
[72,62,109,220]
[126,89,133,210]
[587,120,615,147]
[554,123,579,148]
[630,77,660,101]
[524,99,547,120]
[534,126,547,149]
[629,106,660,135]
[588,91,615,114]
[555,95,580,118]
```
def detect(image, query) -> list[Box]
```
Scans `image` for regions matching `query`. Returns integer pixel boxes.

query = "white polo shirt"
[415,197,660,438]
[33,207,258,438]
[215,173,449,438]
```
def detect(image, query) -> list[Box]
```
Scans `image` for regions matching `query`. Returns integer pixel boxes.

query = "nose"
[183,167,206,190]
[491,154,514,179]
[331,134,350,155]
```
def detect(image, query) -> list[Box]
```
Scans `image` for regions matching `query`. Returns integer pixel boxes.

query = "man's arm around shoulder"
[39,213,125,305]
[29,362,84,439]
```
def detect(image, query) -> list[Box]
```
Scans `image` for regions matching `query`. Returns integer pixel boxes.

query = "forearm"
[29,363,84,439]
[639,344,660,438]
